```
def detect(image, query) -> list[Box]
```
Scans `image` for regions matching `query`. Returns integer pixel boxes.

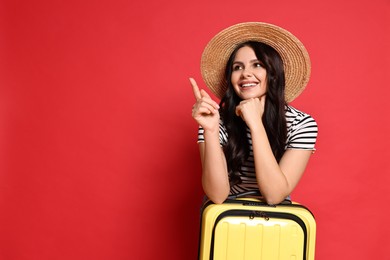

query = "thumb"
[200,89,211,98]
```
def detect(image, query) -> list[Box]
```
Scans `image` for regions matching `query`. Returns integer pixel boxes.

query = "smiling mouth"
[240,83,258,88]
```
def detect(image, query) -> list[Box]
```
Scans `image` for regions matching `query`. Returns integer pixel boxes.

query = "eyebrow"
[232,59,261,64]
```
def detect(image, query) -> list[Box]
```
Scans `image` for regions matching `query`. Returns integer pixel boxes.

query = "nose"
[241,68,253,78]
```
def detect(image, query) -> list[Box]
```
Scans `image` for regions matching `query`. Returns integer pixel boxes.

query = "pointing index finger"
[189,78,202,100]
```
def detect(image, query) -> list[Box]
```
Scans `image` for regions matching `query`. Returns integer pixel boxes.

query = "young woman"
[190,22,318,205]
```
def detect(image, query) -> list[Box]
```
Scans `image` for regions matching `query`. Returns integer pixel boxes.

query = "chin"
[240,93,263,100]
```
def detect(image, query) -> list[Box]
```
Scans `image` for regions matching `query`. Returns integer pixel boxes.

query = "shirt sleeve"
[286,113,318,150]
[197,123,228,146]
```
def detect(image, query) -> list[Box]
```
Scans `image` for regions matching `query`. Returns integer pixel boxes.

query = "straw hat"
[200,22,311,103]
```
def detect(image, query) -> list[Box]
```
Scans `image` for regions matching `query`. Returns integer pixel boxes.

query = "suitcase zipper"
[203,199,314,216]
[209,209,308,260]
[224,199,315,219]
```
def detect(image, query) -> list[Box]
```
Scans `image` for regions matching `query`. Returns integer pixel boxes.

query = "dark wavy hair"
[220,41,287,184]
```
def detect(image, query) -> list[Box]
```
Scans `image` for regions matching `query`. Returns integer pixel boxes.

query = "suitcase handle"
[227,190,292,205]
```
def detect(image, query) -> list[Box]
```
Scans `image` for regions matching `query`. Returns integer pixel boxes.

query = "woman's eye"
[254,62,263,68]
[233,65,242,71]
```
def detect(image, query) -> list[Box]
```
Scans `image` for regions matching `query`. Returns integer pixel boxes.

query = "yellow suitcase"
[198,192,316,260]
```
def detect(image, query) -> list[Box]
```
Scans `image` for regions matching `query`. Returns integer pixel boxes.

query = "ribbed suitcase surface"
[199,198,316,260]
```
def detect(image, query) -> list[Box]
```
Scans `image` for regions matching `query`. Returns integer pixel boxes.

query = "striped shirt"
[197,105,318,195]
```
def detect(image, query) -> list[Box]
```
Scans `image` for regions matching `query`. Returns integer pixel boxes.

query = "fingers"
[235,98,259,118]
[193,95,220,115]
[194,103,218,116]
[190,77,219,108]
[200,89,220,111]
[200,89,211,98]
[235,105,242,117]
[189,77,215,102]
[189,78,202,100]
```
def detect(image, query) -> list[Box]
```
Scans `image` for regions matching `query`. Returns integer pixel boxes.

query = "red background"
[1,0,389,259]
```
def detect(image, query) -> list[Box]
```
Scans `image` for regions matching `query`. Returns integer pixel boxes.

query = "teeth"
[242,83,257,87]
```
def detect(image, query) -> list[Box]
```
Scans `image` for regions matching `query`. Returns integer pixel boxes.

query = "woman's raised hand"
[235,95,266,130]
[190,78,220,132]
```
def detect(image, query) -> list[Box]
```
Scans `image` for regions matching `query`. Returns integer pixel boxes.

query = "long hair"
[220,41,287,184]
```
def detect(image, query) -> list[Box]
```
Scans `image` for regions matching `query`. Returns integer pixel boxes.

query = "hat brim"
[200,22,311,103]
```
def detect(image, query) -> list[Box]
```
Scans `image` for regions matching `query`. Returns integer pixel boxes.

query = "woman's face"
[230,46,267,100]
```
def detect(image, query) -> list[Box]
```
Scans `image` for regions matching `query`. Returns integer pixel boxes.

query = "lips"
[240,82,258,88]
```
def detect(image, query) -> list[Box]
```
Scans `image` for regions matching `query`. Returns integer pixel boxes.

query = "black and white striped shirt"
[197,105,318,195]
